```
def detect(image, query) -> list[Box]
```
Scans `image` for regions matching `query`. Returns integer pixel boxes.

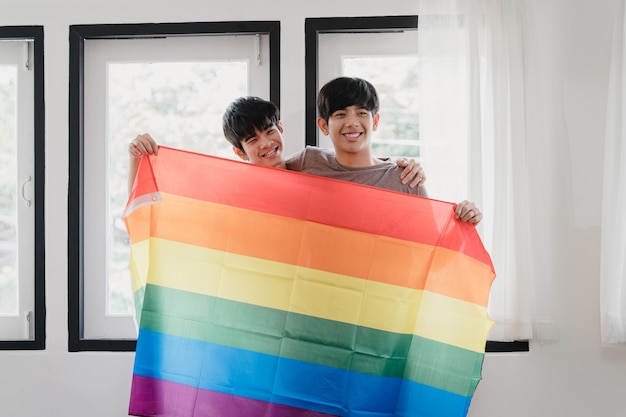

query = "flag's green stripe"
[141,284,483,396]
[133,285,146,325]
[405,337,485,396]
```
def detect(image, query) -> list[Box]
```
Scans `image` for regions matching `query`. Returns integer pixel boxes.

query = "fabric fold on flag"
[124,146,495,417]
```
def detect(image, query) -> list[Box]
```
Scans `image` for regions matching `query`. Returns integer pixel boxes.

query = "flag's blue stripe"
[395,381,473,417]
[134,329,472,417]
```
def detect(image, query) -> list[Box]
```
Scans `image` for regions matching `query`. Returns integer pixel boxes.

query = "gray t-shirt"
[285,147,428,197]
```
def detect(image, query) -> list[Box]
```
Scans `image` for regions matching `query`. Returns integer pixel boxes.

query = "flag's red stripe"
[128,157,158,201]
[126,147,492,269]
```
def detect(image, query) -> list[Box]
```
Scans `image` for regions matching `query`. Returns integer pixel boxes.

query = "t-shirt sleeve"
[285,149,307,172]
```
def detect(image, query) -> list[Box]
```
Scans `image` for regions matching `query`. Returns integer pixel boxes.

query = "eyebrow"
[243,121,275,142]
[332,106,368,113]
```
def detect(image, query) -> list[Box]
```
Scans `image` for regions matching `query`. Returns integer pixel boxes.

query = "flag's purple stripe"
[132,330,472,417]
[129,375,473,417]
[129,375,338,417]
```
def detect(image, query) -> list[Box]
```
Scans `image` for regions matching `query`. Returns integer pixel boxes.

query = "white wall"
[2,1,625,416]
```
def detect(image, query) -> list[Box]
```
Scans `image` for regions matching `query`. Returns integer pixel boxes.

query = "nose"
[345,114,359,127]
[344,111,360,126]
[259,135,273,148]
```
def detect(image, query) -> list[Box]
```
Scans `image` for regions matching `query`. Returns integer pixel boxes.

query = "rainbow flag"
[124,146,495,417]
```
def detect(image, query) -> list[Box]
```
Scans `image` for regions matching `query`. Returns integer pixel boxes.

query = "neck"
[335,149,379,168]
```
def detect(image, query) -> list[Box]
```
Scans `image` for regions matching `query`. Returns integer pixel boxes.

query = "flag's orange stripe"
[126,193,494,306]
[127,147,493,269]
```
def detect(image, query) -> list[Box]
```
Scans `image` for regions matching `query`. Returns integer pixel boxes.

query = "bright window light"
[0,65,18,317]
[342,56,420,158]
[106,61,248,316]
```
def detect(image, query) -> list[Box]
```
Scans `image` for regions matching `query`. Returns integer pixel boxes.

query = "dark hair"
[317,77,380,122]
[222,96,281,151]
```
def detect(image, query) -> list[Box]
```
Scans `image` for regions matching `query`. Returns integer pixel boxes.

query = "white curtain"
[417,0,559,342]
[601,0,626,345]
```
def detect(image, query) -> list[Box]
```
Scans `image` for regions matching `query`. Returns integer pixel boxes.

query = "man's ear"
[317,117,329,135]
[233,146,248,161]
[277,120,285,134]
[372,113,381,131]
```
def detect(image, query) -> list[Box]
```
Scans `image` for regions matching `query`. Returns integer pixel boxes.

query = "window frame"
[305,16,418,147]
[305,16,528,354]
[68,21,281,352]
[0,25,46,351]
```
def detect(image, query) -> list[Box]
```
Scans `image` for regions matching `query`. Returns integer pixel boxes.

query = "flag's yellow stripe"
[125,193,494,307]
[133,238,491,352]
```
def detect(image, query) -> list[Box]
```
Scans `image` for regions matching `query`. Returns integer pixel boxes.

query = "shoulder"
[303,146,334,158]
[285,149,305,165]
[370,163,428,196]
[286,146,336,171]
[285,148,308,171]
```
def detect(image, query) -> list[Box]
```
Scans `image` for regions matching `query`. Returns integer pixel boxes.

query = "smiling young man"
[285,76,483,224]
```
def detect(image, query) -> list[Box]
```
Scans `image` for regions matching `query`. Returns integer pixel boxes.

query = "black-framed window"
[305,16,528,353]
[0,25,46,350]
[305,16,418,147]
[68,21,280,352]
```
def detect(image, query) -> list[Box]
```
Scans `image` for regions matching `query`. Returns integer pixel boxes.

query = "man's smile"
[262,145,280,158]
[343,131,363,141]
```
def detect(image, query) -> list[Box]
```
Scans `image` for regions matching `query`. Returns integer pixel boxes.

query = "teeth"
[344,132,361,138]
[264,148,277,158]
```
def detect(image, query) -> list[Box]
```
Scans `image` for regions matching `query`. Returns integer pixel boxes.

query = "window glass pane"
[107,61,248,316]
[317,29,468,202]
[317,31,419,154]
[0,65,17,317]
[0,35,38,344]
[342,56,419,158]
[76,25,277,344]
